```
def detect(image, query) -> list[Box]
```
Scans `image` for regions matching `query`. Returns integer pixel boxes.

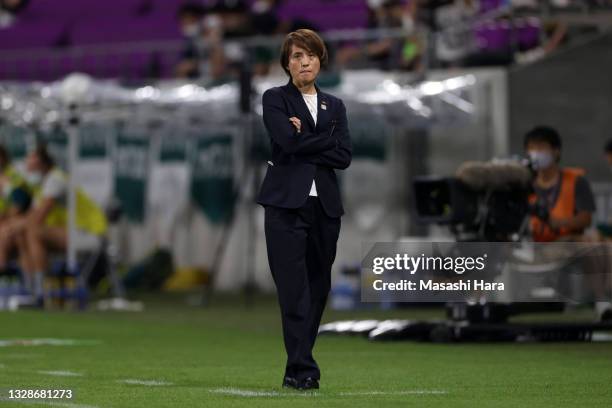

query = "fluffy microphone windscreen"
[456,160,532,191]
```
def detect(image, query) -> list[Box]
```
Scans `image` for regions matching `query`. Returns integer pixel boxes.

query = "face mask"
[204,15,222,31]
[252,0,272,13]
[26,171,43,186]
[182,23,200,38]
[402,15,415,34]
[528,151,554,170]
[2,183,11,197]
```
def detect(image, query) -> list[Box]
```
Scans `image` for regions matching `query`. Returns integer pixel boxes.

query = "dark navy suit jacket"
[256,78,352,218]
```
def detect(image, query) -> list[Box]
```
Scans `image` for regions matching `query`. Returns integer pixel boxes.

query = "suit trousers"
[264,196,341,381]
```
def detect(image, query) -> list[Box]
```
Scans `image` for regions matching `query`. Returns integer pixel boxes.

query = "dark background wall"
[509,30,612,182]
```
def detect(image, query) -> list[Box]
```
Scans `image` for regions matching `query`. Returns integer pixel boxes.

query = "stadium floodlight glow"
[358,87,407,104]
[135,85,158,100]
[448,75,476,90]
[356,90,393,104]
[407,97,432,117]
[22,109,33,123]
[381,79,402,96]
[420,81,445,96]
[60,73,93,105]
[1,95,14,110]
[407,97,423,110]
[439,93,474,114]
[45,110,60,123]
[177,84,198,99]
[40,86,52,99]
[207,83,235,101]
[444,77,463,91]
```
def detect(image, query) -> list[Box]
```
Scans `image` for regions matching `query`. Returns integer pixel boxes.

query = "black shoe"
[282,376,298,389]
[297,377,319,390]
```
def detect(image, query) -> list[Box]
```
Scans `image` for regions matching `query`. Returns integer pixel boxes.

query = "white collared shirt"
[302,92,318,196]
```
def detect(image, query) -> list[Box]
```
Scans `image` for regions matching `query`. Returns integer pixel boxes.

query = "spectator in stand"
[335,0,423,72]
[175,2,207,78]
[250,0,320,77]
[176,0,254,82]
[418,0,454,29]
[515,17,568,64]
[209,0,252,79]
[0,0,29,28]
[212,0,252,39]
[251,0,281,35]
[251,0,283,77]
[433,0,478,68]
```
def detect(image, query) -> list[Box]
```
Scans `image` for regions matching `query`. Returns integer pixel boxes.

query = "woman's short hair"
[33,143,55,168]
[0,144,10,169]
[280,29,328,77]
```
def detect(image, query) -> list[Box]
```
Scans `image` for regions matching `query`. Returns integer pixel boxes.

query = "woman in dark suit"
[257,29,352,391]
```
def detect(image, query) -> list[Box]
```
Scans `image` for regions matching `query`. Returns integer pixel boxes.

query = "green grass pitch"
[1,294,612,407]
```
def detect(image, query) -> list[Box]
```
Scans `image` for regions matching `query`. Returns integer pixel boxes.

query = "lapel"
[283,78,331,132]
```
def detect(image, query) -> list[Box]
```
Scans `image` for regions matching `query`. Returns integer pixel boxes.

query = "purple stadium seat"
[479,0,505,14]
[157,52,181,79]
[305,10,369,31]
[277,0,368,31]
[0,21,66,50]
[0,54,51,81]
[474,21,512,52]
[2,0,374,81]
[516,18,541,51]
[150,0,188,16]
[0,59,21,80]
[474,23,490,50]
[19,0,149,21]
[71,16,182,45]
[51,52,154,80]
[491,22,512,50]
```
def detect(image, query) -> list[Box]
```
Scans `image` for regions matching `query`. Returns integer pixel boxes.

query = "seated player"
[0,143,107,302]
[0,145,32,282]
[0,144,30,222]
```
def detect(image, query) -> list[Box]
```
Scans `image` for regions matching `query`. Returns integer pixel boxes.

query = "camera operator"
[525,126,595,242]
[525,127,612,320]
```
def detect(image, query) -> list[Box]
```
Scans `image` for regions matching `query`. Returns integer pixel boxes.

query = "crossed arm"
[262,89,352,170]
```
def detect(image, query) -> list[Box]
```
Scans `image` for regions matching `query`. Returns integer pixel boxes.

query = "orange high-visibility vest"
[529,167,585,242]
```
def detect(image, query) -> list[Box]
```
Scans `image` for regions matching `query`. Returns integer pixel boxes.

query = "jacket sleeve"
[298,99,352,170]
[262,89,337,155]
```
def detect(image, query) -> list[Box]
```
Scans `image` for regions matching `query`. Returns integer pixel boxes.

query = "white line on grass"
[208,387,448,398]
[118,379,173,386]
[2,353,41,359]
[37,370,83,377]
[208,387,318,397]
[339,390,448,396]
[0,398,99,408]
[0,339,100,347]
